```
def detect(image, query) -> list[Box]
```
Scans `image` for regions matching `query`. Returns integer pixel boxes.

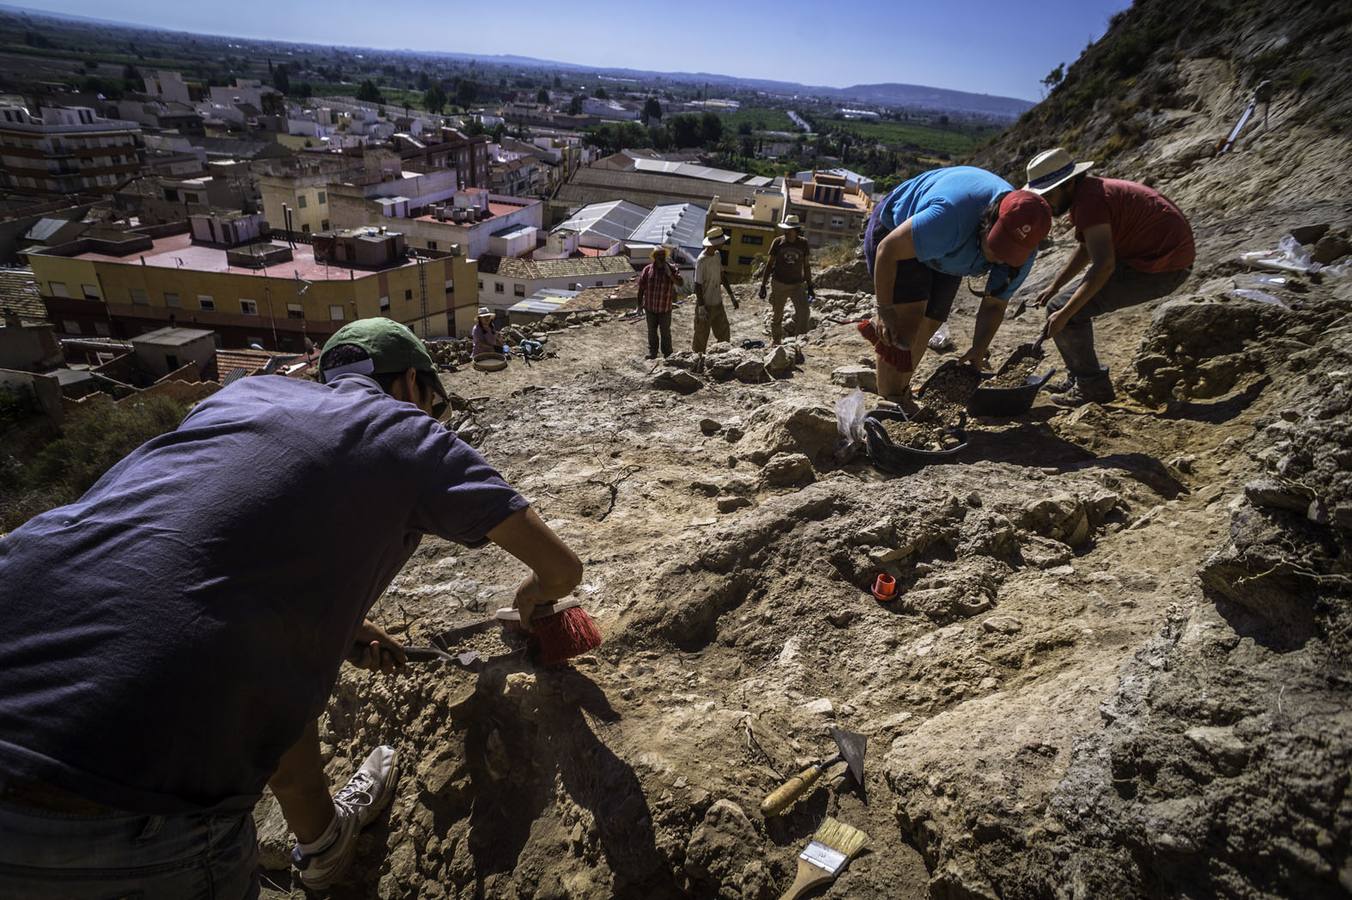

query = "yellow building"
[27,217,478,351]
[708,189,785,281]
[258,169,338,236]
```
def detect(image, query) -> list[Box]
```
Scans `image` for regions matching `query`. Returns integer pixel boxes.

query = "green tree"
[424,83,447,114]
[536,87,550,106]
[356,79,383,103]
[552,75,563,88]
[642,96,663,124]
[669,113,702,148]
[595,86,608,99]
[567,94,584,115]
[455,79,478,108]
[295,82,313,99]
[272,63,290,94]
[700,111,723,146]
[1041,63,1065,95]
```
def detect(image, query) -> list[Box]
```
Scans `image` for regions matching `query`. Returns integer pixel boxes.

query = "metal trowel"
[760,727,867,817]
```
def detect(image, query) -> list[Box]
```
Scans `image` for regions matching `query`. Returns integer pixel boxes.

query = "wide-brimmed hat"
[986,190,1052,267]
[778,214,802,230]
[477,307,492,318]
[1024,147,1094,194]
[650,246,667,259]
[702,227,727,247]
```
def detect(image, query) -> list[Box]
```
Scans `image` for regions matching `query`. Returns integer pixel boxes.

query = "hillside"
[237,1,1351,897]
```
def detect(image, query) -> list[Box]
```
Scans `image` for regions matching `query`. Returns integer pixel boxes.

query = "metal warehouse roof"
[555,199,650,244]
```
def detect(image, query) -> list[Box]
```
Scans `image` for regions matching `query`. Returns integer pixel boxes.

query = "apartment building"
[0,106,145,195]
[26,214,458,350]
[782,172,872,250]
[707,189,786,280]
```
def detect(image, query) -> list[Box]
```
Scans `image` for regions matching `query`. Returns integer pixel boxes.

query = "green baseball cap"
[319,318,447,403]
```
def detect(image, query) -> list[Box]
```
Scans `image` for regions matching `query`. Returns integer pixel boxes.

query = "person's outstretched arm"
[487,506,583,627]
[1047,225,1114,336]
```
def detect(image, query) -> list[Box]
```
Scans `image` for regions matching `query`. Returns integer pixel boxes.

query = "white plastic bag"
[836,389,869,444]
[928,321,954,351]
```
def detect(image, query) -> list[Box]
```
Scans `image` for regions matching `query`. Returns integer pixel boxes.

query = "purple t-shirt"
[0,373,527,813]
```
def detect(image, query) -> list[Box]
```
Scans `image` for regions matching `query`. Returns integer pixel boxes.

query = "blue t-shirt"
[878,166,1035,300]
[0,373,528,813]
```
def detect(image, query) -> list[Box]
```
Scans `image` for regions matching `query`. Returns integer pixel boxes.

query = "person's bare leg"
[268,719,334,844]
[877,301,928,412]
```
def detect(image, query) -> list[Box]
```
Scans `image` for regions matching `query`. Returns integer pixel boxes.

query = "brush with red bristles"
[857,318,912,371]
[496,599,602,666]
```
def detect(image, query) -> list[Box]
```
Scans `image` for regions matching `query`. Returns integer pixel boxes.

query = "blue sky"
[16,0,1131,100]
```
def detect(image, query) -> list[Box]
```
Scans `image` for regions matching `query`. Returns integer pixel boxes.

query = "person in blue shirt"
[862,166,1052,412]
[0,318,583,897]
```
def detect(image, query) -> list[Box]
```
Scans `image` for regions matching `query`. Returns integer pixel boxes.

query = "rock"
[760,452,815,487]
[716,495,752,513]
[735,358,771,383]
[1312,234,1351,264]
[738,400,840,466]
[1244,477,1315,512]
[664,350,703,371]
[1288,224,1330,245]
[826,609,858,628]
[982,616,1024,635]
[699,418,723,436]
[832,364,878,392]
[765,344,794,376]
[651,367,702,394]
[251,789,292,870]
[1185,725,1249,775]
[804,697,835,716]
[683,799,761,893]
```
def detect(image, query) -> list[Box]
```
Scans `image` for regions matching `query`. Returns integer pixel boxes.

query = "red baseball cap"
[986,190,1052,267]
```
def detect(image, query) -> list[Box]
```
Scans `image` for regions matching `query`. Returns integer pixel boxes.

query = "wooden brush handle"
[778,859,832,900]
[760,764,823,817]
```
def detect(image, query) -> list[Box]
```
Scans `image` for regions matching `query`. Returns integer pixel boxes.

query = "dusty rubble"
[254,4,1352,897]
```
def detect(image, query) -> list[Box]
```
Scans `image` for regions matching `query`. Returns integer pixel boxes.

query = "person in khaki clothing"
[693,227,739,352]
[758,214,815,344]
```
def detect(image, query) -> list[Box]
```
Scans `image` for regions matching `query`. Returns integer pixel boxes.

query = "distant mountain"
[830,83,1033,119]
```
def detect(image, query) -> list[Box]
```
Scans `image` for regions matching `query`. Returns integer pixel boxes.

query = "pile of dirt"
[879,417,963,453]
[985,354,1041,389]
[916,361,981,426]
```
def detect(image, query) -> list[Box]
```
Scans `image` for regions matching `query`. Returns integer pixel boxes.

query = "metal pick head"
[829,727,867,785]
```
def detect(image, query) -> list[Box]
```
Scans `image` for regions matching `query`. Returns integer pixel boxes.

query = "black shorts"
[863,204,961,321]
[886,257,961,321]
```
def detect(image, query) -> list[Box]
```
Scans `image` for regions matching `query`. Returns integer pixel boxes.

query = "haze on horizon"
[12,0,1131,102]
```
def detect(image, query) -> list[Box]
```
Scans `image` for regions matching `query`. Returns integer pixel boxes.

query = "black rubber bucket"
[863,407,967,473]
[969,369,1056,417]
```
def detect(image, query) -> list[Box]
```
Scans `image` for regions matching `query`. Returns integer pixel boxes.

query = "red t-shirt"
[1070,177,1195,272]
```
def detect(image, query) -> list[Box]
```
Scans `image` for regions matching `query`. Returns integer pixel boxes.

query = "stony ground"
[256,40,1352,900]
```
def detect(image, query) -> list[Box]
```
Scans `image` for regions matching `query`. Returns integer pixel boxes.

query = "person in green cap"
[0,317,583,897]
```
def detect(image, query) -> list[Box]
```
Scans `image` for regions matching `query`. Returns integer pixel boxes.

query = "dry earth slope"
[256,2,1351,897]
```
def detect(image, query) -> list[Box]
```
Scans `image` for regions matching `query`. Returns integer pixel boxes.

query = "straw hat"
[778,214,802,231]
[702,227,727,247]
[477,307,492,318]
[1024,147,1094,194]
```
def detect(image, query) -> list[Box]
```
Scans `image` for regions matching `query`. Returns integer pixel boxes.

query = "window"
[301,223,311,234]
[427,241,438,250]
[240,299,259,316]
[738,256,755,266]
[297,194,308,209]
[320,219,330,231]
[741,234,764,245]
[50,281,70,298]
[513,284,525,297]
[329,305,344,321]
[183,192,200,204]
[379,296,391,312]
[198,294,215,311]
[62,319,81,333]
[404,289,413,301]
[830,216,846,228]
[164,292,180,308]
[286,303,304,320]
[164,354,179,371]
[494,282,504,294]
[81,283,99,299]
[131,288,149,305]
[93,321,109,336]
[477,280,484,291]
[595,281,604,287]
[316,191,327,205]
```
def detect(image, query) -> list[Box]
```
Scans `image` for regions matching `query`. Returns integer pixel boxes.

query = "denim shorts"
[862,202,961,322]
[0,797,259,899]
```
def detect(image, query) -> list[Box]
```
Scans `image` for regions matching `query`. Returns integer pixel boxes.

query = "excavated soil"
[878,418,962,452]
[255,20,1352,898]
[985,355,1042,389]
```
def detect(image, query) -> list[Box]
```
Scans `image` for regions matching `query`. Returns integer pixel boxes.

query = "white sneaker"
[292,745,400,890]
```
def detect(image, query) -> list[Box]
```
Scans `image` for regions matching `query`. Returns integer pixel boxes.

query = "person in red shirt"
[636,246,684,359]
[1024,147,1195,406]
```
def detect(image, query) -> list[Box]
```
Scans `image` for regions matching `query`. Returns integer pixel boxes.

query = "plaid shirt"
[638,262,678,313]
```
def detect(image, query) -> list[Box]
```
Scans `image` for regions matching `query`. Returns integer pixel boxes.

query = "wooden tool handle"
[778,859,832,900]
[760,765,822,817]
